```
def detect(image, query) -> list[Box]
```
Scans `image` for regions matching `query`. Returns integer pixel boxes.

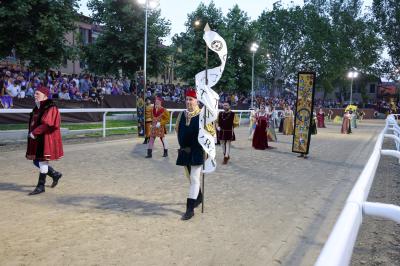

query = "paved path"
[0,121,385,266]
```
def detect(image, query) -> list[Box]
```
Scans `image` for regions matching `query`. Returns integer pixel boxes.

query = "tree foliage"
[0,0,79,70]
[83,0,170,78]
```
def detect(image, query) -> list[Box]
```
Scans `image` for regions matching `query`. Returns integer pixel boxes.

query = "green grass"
[64,128,137,139]
[0,120,137,131]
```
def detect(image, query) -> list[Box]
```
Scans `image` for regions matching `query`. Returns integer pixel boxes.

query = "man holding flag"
[175,89,215,220]
[175,23,227,221]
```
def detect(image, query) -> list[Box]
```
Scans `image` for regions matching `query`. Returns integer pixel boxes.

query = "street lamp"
[250,42,259,109]
[194,20,201,27]
[347,70,359,104]
[137,0,158,94]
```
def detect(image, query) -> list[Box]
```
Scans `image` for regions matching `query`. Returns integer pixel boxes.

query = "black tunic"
[176,112,204,166]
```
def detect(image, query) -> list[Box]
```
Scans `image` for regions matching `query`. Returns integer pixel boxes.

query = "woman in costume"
[252,105,270,150]
[266,106,277,142]
[341,111,352,134]
[279,107,285,133]
[316,108,326,128]
[283,105,294,135]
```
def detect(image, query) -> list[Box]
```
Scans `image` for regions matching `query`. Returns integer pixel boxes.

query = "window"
[369,84,376,94]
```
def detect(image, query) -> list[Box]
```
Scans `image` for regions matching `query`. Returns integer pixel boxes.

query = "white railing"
[0,108,252,137]
[315,114,400,266]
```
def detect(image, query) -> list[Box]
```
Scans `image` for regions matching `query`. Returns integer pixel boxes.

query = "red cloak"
[26,99,63,161]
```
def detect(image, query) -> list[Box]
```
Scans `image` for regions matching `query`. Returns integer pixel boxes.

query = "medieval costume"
[310,112,318,135]
[327,109,334,121]
[217,103,239,164]
[146,97,170,158]
[350,111,357,129]
[252,107,269,150]
[278,110,285,133]
[341,111,352,134]
[248,108,256,140]
[316,109,326,128]
[175,89,215,221]
[143,98,153,144]
[267,107,277,142]
[26,86,63,195]
[283,107,294,135]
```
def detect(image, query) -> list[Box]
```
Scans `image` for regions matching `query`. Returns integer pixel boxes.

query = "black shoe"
[194,190,202,208]
[145,149,152,158]
[28,173,46,195]
[163,149,168,157]
[142,137,149,144]
[181,198,196,221]
[47,167,62,188]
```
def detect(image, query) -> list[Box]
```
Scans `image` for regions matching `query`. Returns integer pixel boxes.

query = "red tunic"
[252,112,269,150]
[217,111,236,141]
[26,100,63,161]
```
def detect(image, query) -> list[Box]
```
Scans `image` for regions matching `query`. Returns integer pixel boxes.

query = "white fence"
[0,108,252,137]
[315,114,400,266]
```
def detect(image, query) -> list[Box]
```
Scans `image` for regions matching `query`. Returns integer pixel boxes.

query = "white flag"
[196,25,227,173]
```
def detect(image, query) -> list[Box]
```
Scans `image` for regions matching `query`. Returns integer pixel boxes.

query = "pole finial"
[204,23,211,32]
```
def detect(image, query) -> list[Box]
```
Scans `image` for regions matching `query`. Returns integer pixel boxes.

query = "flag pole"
[202,23,210,213]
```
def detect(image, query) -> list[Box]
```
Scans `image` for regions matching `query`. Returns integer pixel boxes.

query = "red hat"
[185,88,197,99]
[36,86,50,97]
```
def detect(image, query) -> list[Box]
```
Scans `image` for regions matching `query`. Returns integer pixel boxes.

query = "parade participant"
[283,105,294,135]
[145,96,170,158]
[278,108,285,133]
[350,110,357,128]
[143,97,153,144]
[341,111,352,134]
[175,89,215,220]
[358,109,365,121]
[298,111,317,159]
[26,86,63,195]
[267,106,277,142]
[317,108,326,128]
[327,109,334,121]
[248,107,256,140]
[252,105,270,150]
[216,101,239,164]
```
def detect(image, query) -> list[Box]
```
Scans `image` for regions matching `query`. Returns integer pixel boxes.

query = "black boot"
[47,166,62,188]
[142,137,149,144]
[29,173,46,195]
[181,198,196,220]
[194,189,202,208]
[145,149,152,158]
[163,149,168,157]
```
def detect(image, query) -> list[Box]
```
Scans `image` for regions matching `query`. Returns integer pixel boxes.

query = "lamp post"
[138,0,158,94]
[347,70,359,104]
[250,42,259,109]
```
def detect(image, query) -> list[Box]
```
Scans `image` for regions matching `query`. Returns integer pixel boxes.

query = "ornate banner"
[292,72,316,154]
[195,25,227,173]
[136,71,145,137]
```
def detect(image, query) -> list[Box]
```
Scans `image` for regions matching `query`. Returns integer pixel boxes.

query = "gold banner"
[292,72,316,154]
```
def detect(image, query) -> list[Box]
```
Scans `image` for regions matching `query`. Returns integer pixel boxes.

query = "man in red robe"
[26,86,63,195]
[217,101,239,164]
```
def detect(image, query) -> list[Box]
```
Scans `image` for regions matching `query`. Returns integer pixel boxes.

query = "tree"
[83,0,170,78]
[256,4,306,96]
[221,5,257,93]
[373,0,400,77]
[0,0,79,70]
[172,1,225,87]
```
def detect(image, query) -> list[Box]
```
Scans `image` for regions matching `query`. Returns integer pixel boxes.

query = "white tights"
[221,140,231,157]
[184,165,202,199]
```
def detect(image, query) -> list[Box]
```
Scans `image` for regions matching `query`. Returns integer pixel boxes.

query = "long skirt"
[283,117,294,135]
[279,118,285,133]
[253,121,268,150]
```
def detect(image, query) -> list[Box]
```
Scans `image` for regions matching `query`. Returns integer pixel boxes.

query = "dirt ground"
[352,139,400,266]
[0,120,398,266]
